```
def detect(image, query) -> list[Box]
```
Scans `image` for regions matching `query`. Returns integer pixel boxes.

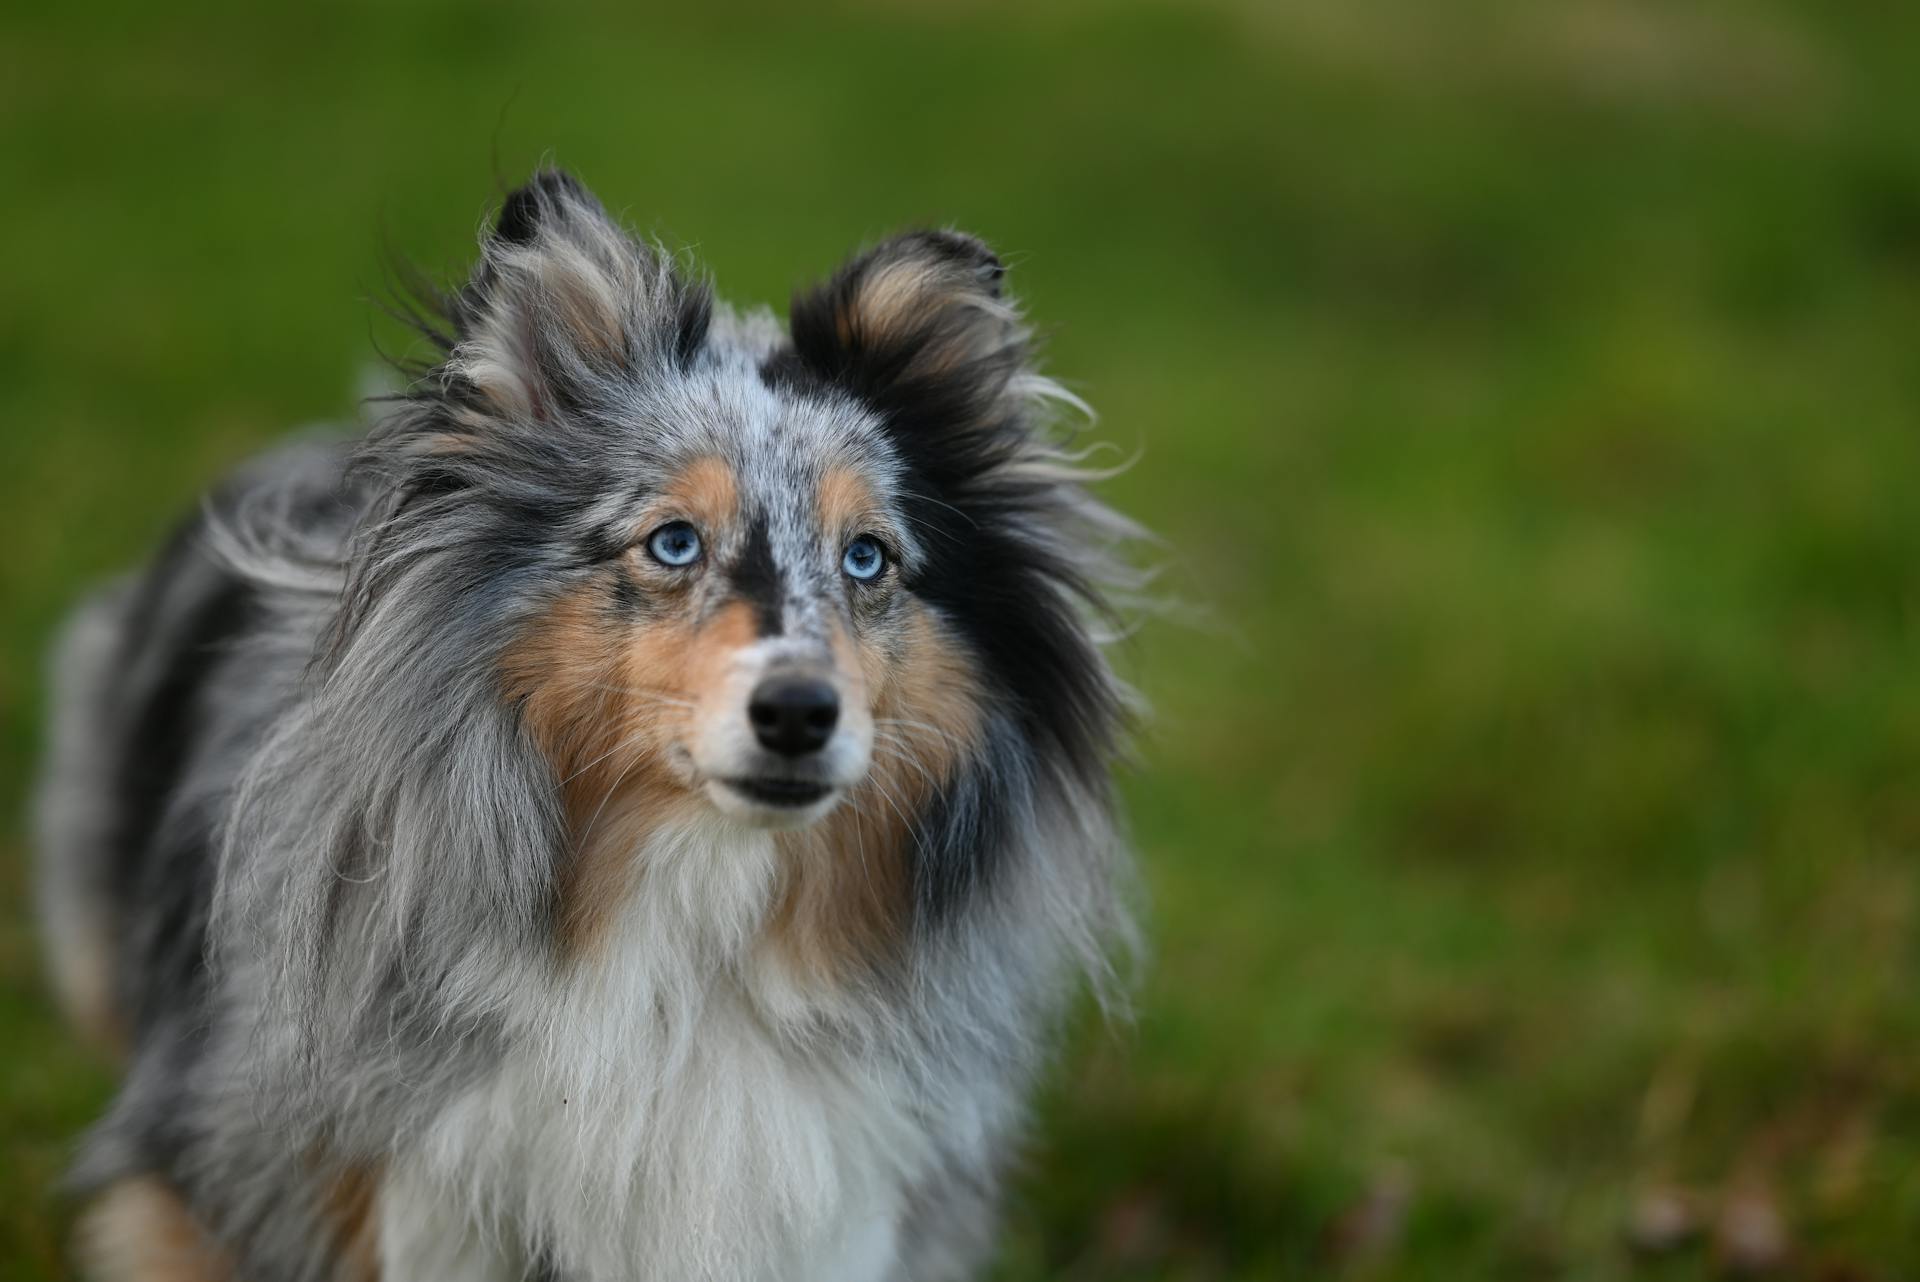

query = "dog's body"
[35,172,1134,1282]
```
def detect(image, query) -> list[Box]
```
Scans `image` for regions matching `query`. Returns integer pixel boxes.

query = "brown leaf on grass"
[1812,1106,1876,1213]
[1808,1261,1877,1282]
[1324,1163,1413,1269]
[1625,1185,1700,1255]
[1713,1186,1790,1277]
[1094,1186,1172,1267]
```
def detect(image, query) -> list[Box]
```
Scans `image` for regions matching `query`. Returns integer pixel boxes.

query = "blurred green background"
[5,0,1920,1278]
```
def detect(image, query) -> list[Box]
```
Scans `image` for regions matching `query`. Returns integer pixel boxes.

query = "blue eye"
[842,534,886,582]
[646,521,703,567]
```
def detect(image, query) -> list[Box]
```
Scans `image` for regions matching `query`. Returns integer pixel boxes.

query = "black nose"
[748,677,839,756]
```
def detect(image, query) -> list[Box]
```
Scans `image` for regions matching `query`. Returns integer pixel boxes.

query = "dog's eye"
[646,521,703,568]
[842,534,886,582]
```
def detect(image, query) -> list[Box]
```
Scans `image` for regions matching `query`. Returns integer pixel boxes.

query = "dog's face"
[502,405,977,836]
[358,172,1121,957]
[594,447,893,827]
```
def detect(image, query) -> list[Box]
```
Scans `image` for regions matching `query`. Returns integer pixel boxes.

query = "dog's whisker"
[870,740,940,794]
[554,726,656,789]
[574,745,648,853]
[585,683,696,709]
[874,717,968,751]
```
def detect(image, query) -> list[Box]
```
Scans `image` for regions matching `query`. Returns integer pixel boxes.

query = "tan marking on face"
[79,1177,230,1282]
[502,585,633,791]
[766,786,908,980]
[502,578,759,956]
[664,456,739,532]
[503,583,688,955]
[767,605,984,981]
[817,466,879,538]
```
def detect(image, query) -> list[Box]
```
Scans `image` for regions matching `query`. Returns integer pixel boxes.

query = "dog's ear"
[445,170,709,425]
[781,230,1028,434]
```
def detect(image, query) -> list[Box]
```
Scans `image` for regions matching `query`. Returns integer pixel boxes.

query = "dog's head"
[341,171,1128,954]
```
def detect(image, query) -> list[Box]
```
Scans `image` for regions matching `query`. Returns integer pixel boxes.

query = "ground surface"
[4,1,1920,1278]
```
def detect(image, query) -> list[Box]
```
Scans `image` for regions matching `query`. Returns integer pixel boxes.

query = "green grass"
[6,0,1920,1277]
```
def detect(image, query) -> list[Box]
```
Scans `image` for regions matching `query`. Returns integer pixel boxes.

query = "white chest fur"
[382,821,934,1282]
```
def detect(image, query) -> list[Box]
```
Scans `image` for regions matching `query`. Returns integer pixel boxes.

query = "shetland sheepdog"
[34,170,1136,1282]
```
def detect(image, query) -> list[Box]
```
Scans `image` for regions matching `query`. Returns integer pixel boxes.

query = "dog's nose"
[748,677,839,756]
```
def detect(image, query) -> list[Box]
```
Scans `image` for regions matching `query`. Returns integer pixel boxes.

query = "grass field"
[5,1,1920,1277]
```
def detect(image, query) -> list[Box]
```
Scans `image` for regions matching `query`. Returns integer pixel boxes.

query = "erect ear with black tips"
[783,229,1026,428]
[439,169,710,427]
[490,168,603,247]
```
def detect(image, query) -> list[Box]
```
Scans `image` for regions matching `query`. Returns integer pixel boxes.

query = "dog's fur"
[34,171,1136,1282]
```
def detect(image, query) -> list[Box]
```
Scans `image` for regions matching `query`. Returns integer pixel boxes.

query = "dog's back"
[35,442,355,1062]
[35,443,371,1277]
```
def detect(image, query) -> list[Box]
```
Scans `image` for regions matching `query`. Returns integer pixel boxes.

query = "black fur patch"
[729,514,784,637]
[907,749,1016,928]
[606,563,650,618]
[492,169,599,246]
[757,344,833,404]
[108,512,258,1036]
[672,277,713,372]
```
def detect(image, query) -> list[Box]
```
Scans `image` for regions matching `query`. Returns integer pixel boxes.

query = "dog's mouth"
[720,777,834,809]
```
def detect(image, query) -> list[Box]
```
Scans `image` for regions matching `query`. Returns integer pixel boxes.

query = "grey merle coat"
[35,171,1135,1282]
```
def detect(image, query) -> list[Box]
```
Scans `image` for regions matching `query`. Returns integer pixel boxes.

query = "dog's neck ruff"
[389,816,951,1282]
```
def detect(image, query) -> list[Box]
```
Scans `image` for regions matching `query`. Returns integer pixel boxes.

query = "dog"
[33,170,1137,1281]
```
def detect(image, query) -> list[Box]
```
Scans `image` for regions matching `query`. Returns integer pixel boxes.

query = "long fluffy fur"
[35,170,1137,1282]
